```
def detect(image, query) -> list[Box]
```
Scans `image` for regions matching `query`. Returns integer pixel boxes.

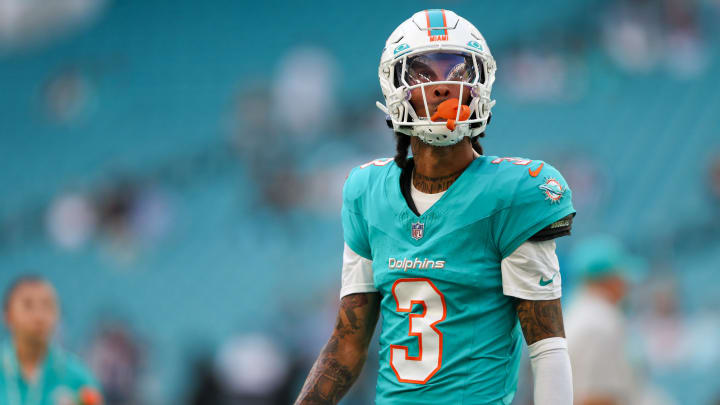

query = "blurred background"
[1,0,720,404]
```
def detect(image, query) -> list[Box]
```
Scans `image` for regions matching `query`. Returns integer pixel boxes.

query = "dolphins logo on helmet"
[376,10,497,147]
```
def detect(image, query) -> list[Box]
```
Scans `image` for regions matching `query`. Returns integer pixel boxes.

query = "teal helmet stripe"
[426,9,447,37]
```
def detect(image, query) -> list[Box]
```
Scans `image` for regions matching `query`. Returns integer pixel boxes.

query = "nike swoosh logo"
[528,162,544,177]
[539,273,557,286]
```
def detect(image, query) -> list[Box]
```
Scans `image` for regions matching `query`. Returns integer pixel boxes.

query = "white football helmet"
[377,9,496,146]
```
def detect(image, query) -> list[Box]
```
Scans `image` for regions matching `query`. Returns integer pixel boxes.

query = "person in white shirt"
[565,236,675,405]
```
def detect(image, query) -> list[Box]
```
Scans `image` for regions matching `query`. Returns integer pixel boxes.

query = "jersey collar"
[386,156,482,220]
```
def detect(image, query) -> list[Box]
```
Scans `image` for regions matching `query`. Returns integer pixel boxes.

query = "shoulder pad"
[486,157,571,208]
[517,160,571,207]
[485,156,575,257]
[343,158,394,202]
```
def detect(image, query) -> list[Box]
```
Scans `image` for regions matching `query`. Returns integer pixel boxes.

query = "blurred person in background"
[185,333,297,405]
[1,275,102,405]
[213,333,293,405]
[565,236,675,405]
[88,322,143,405]
[635,280,686,371]
[186,353,222,405]
[296,9,576,405]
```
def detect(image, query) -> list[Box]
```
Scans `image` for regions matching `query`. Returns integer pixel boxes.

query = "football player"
[295,10,575,405]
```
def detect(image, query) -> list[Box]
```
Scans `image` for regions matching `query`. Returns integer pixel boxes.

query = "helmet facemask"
[379,50,495,146]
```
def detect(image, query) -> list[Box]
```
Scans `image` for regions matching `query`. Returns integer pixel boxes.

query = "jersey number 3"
[390,278,447,384]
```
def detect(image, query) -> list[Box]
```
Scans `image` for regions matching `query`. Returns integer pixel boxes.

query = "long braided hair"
[393,132,485,170]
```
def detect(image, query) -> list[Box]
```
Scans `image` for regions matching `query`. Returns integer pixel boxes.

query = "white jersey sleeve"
[501,240,562,300]
[340,243,377,298]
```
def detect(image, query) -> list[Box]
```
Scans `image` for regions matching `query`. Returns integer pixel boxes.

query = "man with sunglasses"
[296,9,575,405]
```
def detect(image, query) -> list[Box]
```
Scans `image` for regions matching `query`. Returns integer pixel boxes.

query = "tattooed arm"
[516,298,565,344]
[295,292,381,405]
[516,298,573,405]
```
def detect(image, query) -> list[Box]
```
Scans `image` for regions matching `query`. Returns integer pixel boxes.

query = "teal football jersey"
[0,341,101,405]
[341,156,575,405]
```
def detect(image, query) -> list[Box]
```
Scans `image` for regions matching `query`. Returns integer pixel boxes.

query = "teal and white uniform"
[340,156,575,405]
[0,341,100,405]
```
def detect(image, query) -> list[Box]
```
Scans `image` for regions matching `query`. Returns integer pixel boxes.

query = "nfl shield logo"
[411,222,424,240]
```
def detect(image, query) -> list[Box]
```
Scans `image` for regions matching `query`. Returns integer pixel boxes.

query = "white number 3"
[390,278,447,384]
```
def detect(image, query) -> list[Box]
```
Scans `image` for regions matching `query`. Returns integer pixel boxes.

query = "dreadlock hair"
[471,133,485,156]
[393,132,486,170]
[393,132,413,170]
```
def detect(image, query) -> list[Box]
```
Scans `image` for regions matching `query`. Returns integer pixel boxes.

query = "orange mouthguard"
[430,98,471,131]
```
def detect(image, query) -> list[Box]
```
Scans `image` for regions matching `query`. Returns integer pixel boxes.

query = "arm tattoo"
[295,293,380,405]
[516,298,566,345]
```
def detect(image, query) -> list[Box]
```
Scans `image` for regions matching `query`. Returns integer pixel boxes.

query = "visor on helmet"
[394,52,484,87]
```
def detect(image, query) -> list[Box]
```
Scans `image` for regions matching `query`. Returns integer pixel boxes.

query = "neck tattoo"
[413,167,465,194]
